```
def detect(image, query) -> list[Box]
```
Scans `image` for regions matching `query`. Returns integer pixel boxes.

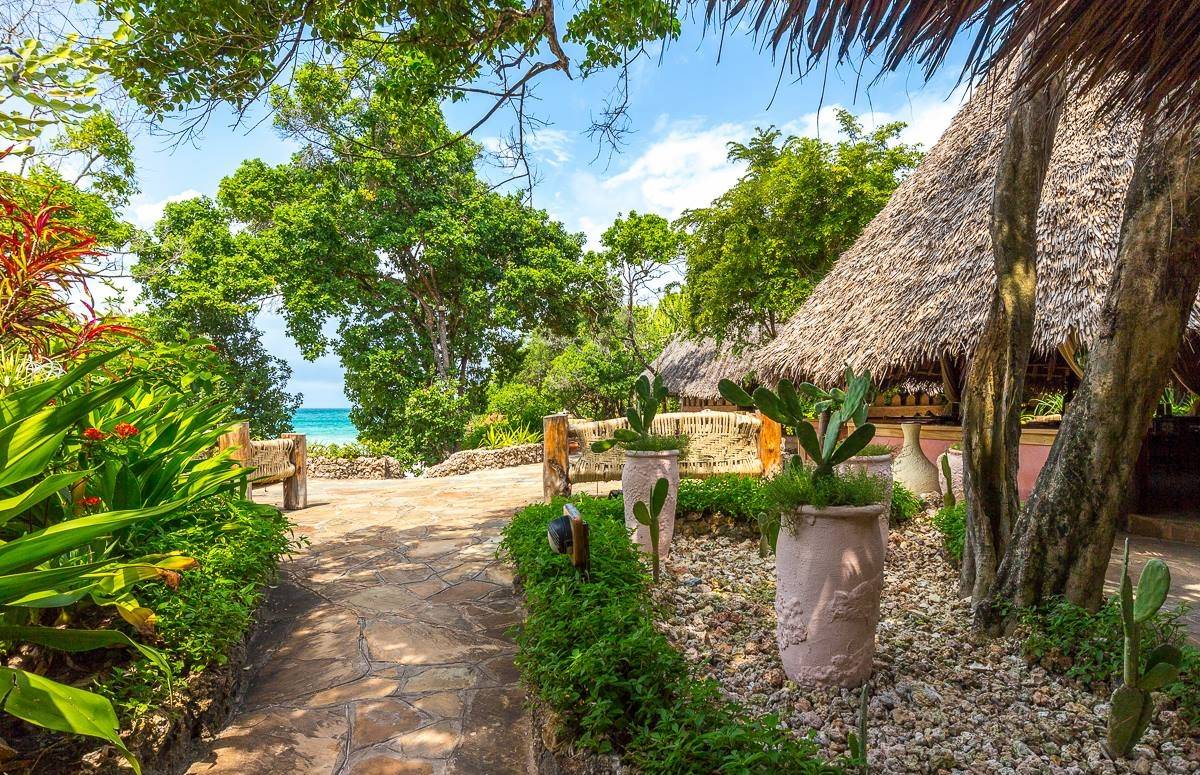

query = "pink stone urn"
[774,502,887,688]
[621,450,680,559]
[838,453,894,548]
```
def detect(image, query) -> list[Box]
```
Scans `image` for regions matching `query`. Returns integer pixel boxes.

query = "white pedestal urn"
[775,501,888,687]
[838,453,894,548]
[621,450,680,558]
[938,447,964,501]
[893,422,940,495]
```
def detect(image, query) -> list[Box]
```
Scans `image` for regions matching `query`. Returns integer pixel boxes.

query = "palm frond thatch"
[651,334,758,400]
[754,67,1153,386]
[707,0,1200,131]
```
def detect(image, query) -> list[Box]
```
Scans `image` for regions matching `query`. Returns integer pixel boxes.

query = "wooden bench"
[217,421,308,510]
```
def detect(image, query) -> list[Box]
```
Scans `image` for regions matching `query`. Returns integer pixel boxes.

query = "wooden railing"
[217,421,308,510]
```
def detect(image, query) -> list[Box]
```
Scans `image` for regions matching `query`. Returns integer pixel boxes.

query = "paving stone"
[186,707,347,774]
[391,720,463,758]
[304,677,404,708]
[413,692,464,719]
[449,687,530,774]
[427,579,503,605]
[345,751,434,775]
[403,666,478,693]
[363,617,505,664]
[353,699,424,748]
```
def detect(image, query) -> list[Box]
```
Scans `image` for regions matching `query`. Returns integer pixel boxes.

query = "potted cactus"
[720,369,887,688]
[592,374,686,560]
[1106,540,1183,758]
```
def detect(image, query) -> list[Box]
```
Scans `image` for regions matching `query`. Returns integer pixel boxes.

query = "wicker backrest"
[249,438,296,485]
[568,410,763,483]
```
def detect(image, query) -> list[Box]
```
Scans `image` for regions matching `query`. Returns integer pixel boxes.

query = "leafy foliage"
[932,502,966,562]
[0,34,103,151]
[762,465,885,512]
[679,115,923,344]
[676,474,769,523]
[1020,597,1199,732]
[502,496,839,773]
[889,483,922,525]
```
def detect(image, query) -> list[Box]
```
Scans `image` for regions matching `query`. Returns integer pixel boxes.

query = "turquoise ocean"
[291,408,358,444]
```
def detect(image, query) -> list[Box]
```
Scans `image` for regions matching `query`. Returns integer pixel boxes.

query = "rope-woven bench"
[218,422,308,510]
[542,410,781,499]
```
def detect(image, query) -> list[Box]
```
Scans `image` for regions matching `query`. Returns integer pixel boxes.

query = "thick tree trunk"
[987,125,1200,617]
[961,77,1064,602]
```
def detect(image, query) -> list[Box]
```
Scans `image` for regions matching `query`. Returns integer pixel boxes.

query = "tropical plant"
[1020,392,1065,424]
[1106,541,1184,757]
[0,351,247,771]
[719,366,877,479]
[933,502,966,563]
[478,423,542,450]
[591,374,685,453]
[632,477,670,582]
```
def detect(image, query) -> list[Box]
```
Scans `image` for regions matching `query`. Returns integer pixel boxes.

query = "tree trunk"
[986,126,1200,617]
[961,76,1065,603]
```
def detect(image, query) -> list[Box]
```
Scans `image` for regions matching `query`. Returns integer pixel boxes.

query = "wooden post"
[757,411,782,476]
[543,413,570,502]
[218,421,254,502]
[282,433,307,510]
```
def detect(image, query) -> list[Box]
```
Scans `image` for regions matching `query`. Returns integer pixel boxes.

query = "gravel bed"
[651,512,1200,774]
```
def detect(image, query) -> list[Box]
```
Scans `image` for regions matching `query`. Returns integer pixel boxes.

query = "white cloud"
[127,189,204,230]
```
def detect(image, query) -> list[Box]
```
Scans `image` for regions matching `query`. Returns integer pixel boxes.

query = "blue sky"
[117,17,970,408]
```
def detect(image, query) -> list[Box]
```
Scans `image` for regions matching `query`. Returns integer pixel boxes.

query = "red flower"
[82,427,105,442]
[80,496,102,508]
[114,422,139,439]
[206,344,218,352]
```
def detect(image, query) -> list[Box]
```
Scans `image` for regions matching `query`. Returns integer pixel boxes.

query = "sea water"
[291,408,359,444]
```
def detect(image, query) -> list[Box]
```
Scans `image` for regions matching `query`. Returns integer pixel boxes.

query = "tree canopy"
[677,111,923,345]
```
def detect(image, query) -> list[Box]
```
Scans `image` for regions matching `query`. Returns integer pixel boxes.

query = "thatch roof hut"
[754,68,1172,389]
[651,335,757,406]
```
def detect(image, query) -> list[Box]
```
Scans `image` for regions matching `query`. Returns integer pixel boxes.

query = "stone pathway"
[185,465,544,775]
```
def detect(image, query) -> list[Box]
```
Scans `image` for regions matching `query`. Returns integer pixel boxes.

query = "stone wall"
[424,442,543,478]
[309,456,407,479]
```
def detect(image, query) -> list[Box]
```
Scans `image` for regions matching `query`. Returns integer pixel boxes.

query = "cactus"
[632,477,669,582]
[592,374,670,452]
[846,683,870,773]
[719,365,876,480]
[1105,539,1182,758]
[940,454,956,510]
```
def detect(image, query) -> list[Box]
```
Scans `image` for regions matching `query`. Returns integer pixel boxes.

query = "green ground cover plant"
[502,496,841,774]
[1019,597,1199,731]
[932,502,966,562]
[676,474,768,523]
[889,483,922,525]
[98,495,296,718]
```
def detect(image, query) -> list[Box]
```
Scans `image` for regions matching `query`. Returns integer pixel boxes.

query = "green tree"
[677,112,923,345]
[131,197,302,438]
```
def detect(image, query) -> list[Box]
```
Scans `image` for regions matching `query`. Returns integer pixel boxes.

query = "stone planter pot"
[621,450,680,559]
[837,453,893,547]
[938,447,964,501]
[893,422,940,495]
[775,501,887,688]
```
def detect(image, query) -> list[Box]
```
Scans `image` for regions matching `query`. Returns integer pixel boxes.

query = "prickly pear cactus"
[939,454,956,510]
[1105,540,1182,758]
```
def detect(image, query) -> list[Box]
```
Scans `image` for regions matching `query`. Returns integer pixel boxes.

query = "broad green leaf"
[751,387,786,425]
[0,470,87,525]
[718,379,753,407]
[829,424,878,466]
[625,408,644,434]
[633,501,651,526]
[0,666,140,774]
[613,428,640,443]
[794,421,821,462]
[0,561,110,605]
[591,439,617,452]
[1145,643,1184,670]
[1133,559,1171,623]
[1140,661,1180,691]
[0,625,168,675]
[777,381,805,421]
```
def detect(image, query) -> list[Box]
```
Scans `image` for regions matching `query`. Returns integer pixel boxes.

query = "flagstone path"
[185,464,545,775]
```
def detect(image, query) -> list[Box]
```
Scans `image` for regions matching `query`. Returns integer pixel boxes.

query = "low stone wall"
[424,442,543,478]
[309,456,406,479]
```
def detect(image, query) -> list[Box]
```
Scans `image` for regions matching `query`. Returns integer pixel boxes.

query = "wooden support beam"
[282,433,307,510]
[218,421,254,501]
[543,413,571,502]
[757,411,782,475]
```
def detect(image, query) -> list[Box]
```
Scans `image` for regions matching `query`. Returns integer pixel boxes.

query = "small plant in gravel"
[932,502,965,563]
[939,455,956,509]
[632,477,669,582]
[1105,542,1185,757]
[889,483,921,525]
[676,474,767,522]
[846,683,870,773]
[591,374,687,453]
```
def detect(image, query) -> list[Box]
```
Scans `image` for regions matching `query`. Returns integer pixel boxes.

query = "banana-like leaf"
[0,666,140,774]
[1140,660,1181,691]
[1133,559,1171,623]
[0,624,168,674]
[632,500,651,527]
[829,424,878,466]
[718,379,753,407]
[0,350,123,425]
[0,469,89,525]
[650,477,669,516]
[794,421,822,463]
[0,561,111,605]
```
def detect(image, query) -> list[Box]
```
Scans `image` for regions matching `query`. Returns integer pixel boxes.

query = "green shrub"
[676,474,768,522]
[622,433,689,453]
[502,497,839,773]
[100,495,296,718]
[485,381,556,431]
[309,441,373,459]
[1019,597,1199,730]
[932,502,965,562]
[858,443,894,457]
[477,423,542,449]
[889,483,922,524]
[763,465,885,512]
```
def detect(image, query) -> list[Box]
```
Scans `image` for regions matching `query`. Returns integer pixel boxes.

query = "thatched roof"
[756,69,1153,386]
[651,335,757,400]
